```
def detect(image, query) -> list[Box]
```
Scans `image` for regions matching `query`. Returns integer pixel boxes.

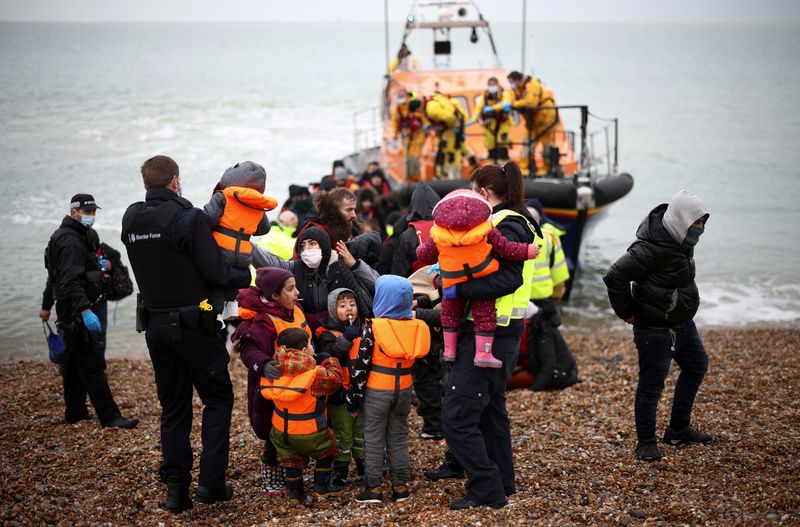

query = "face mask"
[509,82,517,90]
[683,226,704,248]
[79,215,95,228]
[300,248,323,269]
[487,85,498,95]
[395,97,407,105]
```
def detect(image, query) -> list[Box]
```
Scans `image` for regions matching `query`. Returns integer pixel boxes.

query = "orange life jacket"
[366,318,430,392]
[408,220,434,272]
[315,326,360,390]
[259,366,327,438]
[268,306,312,344]
[430,221,500,288]
[213,186,278,255]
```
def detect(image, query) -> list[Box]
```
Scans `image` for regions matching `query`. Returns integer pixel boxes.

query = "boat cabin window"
[451,95,470,115]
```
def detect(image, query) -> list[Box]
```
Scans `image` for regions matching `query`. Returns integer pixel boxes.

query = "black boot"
[164,475,192,514]
[313,458,339,497]
[329,461,349,492]
[285,468,304,506]
[195,481,233,504]
[424,450,465,481]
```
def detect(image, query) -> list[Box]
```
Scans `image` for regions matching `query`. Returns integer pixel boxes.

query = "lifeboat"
[343,0,633,300]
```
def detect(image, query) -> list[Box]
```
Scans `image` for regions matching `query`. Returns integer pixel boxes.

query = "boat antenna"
[521,0,527,72]
[384,0,391,73]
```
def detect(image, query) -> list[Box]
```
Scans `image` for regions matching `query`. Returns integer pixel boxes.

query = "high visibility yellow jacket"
[256,223,295,261]
[530,222,569,300]
[471,89,512,124]
[424,93,467,130]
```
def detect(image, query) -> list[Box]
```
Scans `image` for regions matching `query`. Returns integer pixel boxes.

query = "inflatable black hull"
[389,173,634,301]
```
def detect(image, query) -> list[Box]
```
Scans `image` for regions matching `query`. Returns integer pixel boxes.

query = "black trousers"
[633,320,708,440]
[442,319,521,504]
[412,335,444,435]
[145,321,234,488]
[59,301,121,424]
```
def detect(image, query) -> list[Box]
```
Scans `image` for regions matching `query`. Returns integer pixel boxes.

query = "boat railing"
[352,106,382,154]
[585,110,619,179]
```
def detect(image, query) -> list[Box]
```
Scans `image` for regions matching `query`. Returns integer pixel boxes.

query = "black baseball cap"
[69,193,101,210]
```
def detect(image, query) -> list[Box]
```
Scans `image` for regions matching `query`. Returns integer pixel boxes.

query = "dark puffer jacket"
[603,203,700,327]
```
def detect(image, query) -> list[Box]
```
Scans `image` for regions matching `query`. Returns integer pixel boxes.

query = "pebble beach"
[1,326,798,526]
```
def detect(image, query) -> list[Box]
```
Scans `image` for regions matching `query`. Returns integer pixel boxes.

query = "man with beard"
[296,187,359,247]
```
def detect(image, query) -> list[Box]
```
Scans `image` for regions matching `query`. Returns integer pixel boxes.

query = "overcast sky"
[1,0,799,23]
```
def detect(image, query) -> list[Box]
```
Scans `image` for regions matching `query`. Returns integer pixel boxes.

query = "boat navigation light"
[407,15,415,23]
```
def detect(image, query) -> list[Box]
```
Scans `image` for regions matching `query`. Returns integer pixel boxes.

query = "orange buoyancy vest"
[430,221,500,288]
[268,306,313,344]
[213,186,278,255]
[366,318,430,392]
[259,367,327,437]
[315,326,360,390]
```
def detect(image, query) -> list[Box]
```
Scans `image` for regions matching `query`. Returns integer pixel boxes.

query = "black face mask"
[683,226,704,248]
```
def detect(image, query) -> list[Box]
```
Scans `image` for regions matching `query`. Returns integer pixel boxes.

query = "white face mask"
[79,215,95,228]
[509,82,517,90]
[487,85,498,94]
[300,248,323,269]
[395,97,407,105]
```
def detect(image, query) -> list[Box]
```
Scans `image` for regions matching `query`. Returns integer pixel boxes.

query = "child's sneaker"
[355,486,383,503]
[391,485,410,502]
[259,464,287,495]
[662,425,714,446]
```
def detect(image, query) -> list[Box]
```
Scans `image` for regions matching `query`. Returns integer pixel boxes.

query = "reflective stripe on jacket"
[490,209,536,325]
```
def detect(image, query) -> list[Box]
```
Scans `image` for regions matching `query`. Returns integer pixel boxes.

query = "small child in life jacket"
[416,188,539,368]
[315,288,366,491]
[203,161,278,314]
[346,275,431,504]
[259,327,344,506]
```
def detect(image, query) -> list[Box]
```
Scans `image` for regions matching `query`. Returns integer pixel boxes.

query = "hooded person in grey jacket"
[603,190,713,462]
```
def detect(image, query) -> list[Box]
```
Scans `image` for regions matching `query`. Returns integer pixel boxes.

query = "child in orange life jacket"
[315,288,366,491]
[203,161,278,313]
[259,327,344,505]
[346,275,431,503]
[416,188,539,368]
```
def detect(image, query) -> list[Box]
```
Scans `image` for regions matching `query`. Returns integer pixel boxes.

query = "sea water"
[1,22,798,361]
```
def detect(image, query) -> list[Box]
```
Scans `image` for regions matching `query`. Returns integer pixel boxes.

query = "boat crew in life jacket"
[422,90,478,180]
[391,89,428,182]
[259,327,344,504]
[507,71,560,177]
[415,188,539,368]
[388,43,422,73]
[469,77,514,164]
[203,161,278,313]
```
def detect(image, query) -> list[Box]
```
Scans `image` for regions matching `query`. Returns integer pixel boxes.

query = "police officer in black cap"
[121,155,251,513]
[40,194,138,429]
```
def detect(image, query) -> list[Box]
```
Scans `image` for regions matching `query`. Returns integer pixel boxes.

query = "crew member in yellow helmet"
[391,89,427,182]
[469,77,513,163]
[506,71,559,177]
[423,91,477,180]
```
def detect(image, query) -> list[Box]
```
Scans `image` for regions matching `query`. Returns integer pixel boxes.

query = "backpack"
[100,242,134,301]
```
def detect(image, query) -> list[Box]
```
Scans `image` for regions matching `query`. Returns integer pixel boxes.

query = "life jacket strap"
[439,253,495,280]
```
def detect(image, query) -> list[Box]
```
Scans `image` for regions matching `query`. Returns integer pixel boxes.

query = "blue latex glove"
[454,127,462,135]
[502,101,512,112]
[343,322,360,341]
[427,262,440,275]
[483,106,494,115]
[390,139,399,150]
[466,118,475,126]
[422,124,430,132]
[442,285,457,300]
[98,257,109,272]
[81,309,102,333]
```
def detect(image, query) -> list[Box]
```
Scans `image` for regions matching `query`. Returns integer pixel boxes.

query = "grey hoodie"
[662,190,709,245]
